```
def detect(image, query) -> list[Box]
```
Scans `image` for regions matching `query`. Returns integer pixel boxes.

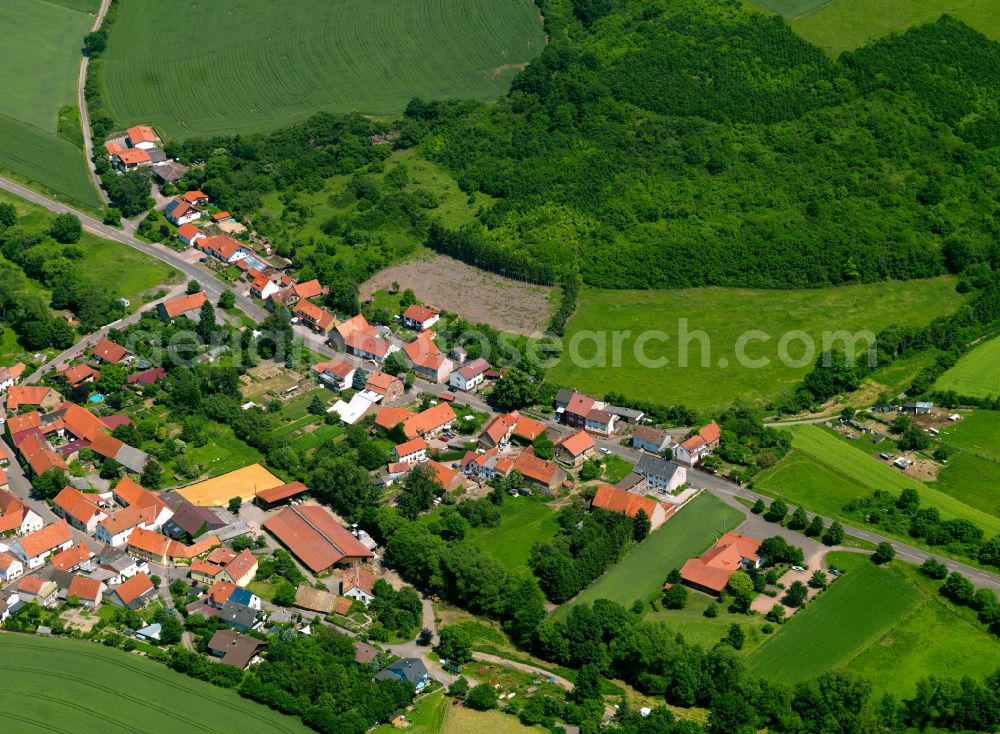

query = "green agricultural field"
[96,0,545,139]
[939,411,1000,462]
[0,0,100,209]
[933,412,1000,519]
[748,561,923,683]
[558,492,744,613]
[755,425,1000,537]
[549,278,966,414]
[934,335,1000,399]
[780,0,1000,56]
[0,634,309,733]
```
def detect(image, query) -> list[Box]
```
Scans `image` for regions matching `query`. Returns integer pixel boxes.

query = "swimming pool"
[88,394,105,403]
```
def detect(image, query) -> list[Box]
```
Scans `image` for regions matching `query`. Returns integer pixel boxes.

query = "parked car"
[599,447,611,455]
[792,565,805,572]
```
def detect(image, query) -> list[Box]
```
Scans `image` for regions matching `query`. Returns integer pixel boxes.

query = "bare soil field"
[361,254,554,336]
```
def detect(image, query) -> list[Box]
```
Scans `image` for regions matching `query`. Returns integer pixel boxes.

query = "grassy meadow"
[558,492,744,614]
[934,335,1000,399]
[0,635,309,733]
[549,279,966,414]
[96,0,544,138]
[0,0,101,209]
[755,425,1000,537]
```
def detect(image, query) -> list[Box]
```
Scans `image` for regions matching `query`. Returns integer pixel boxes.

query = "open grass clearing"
[935,334,1000,399]
[557,492,744,614]
[754,425,1000,536]
[0,634,309,733]
[645,588,771,651]
[441,704,546,734]
[96,0,544,138]
[549,278,966,415]
[747,561,923,682]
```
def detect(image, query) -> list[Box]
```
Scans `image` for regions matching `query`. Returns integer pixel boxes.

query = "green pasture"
[938,411,1000,461]
[558,492,744,614]
[0,634,309,733]
[748,561,923,682]
[96,0,545,138]
[549,278,966,415]
[934,335,1000,399]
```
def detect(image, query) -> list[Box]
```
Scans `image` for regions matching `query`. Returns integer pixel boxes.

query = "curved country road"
[78,0,112,205]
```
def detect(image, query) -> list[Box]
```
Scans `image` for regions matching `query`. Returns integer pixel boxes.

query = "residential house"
[554,430,596,467]
[591,485,673,531]
[127,367,166,387]
[282,279,324,306]
[112,476,172,529]
[426,460,463,493]
[478,412,518,450]
[218,550,258,586]
[393,438,427,464]
[208,580,237,609]
[680,533,762,596]
[229,587,261,611]
[448,358,491,392]
[52,486,107,534]
[313,359,357,391]
[98,544,139,581]
[126,527,173,565]
[403,332,453,383]
[374,406,413,434]
[176,223,205,247]
[181,190,209,206]
[153,161,188,184]
[57,363,99,389]
[513,448,566,495]
[165,198,202,226]
[672,421,721,466]
[584,409,617,437]
[340,567,375,606]
[330,314,377,352]
[354,640,378,665]
[461,449,514,483]
[49,541,93,572]
[95,505,153,547]
[6,385,61,413]
[220,599,258,632]
[604,405,645,424]
[67,575,104,607]
[631,426,672,455]
[0,363,24,393]
[112,148,151,172]
[375,658,429,690]
[512,416,547,443]
[0,490,44,536]
[634,454,687,493]
[18,576,58,607]
[401,304,440,332]
[293,301,336,334]
[161,496,225,539]
[365,371,403,400]
[10,521,73,569]
[345,330,396,363]
[263,505,374,574]
[208,629,266,669]
[125,125,159,149]
[13,433,68,478]
[0,552,23,582]
[196,234,251,265]
[106,572,156,610]
[401,402,455,440]
[250,273,280,301]
[158,292,208,322]
[558,391,597,430]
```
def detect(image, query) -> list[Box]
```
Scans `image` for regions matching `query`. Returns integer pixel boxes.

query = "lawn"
[747,561,923,683]
[934,334,1000,399]
[645,589,770,650]
[95,0,545,138]
[788,0,1000,56]
[754,425,1000,537]
[548,278,966,414]
[601,455,634,484]
[558,492,744,613]
[0,634,310,733]
[0,0,101,209]
[441,704,546,734]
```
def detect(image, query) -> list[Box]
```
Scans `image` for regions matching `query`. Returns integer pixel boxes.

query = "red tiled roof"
[402,304,439,324]
[59,363,98,386]
[182,190,208,204]
[18,434,68,476]
[513,449,561,486]
[99,505,152,536]
[256,481,308,504]
[335,314,376,341]
[292,279,323,300]
[555,429,595,457]
[426,459,459,490]
[16,521,72,559]
[565,392,596,417]
[293,301,336,331]
[127,368,165,385]
[345,331,391,357]
[223,550,257,582]
[481,413,517,444]
[513,416,546,442]
[92,338,130,364]
[161,291,207,318]
[116,148,150,165]
[212,211,230,222]
[7,412,41,435]
[366,371,400,395]
[394,438,427,457]
[126,125,157,144]
[263,505,373,573]
[177,223,203,241]
[68,574,102,602]
[0,552,19,571]
[114,573,154,605]
[312,360,354,379]
[101,414,134,431]
[403,332,446,370]
[402,403,456,439]
[680,532,761,593]
[6,386,54,410]
[456,358,491,380]
[53,487,103,527]
[127,527,172,557]
[19,576,45,594]
[210,580,236,606]
[375,406,412,431]
[342,567,375,595]
[200,234,247,261]
[592,485,661,519]
[700,420,721,444]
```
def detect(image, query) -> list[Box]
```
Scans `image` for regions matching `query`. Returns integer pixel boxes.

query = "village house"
[393,438,427,464]
[402,402,455,440]
[208,629,267,669]
[57,363,99,389]
[196,234,252,265]
[584,408,617,437]
[376,658,429,690]
[401,304,440,332]
[448,358,491,392]
[158,292,208,322]
[591,484,674,531]
[181,190,209,206]
[672,421,722,466]
[340,567,375,606]
[554,430,596,467]
[92,338,134,366]
[220,599,259,633]
[634,454,687,493]
[18,576,59,607]
[427,459,463,493]
[278,279,324,307]
[112,148,151,172]
[126,527,173,565]
[6,385,61,413]
[165,198,202,226]
[0,489,44,536]
[330,314,378,351]
[50,541,94,572]
[10,521,73,569]
[112,476,173,529]
[128,368,166,387]
[312,359,356,391]
[67,575,105,607]
[462,449,515,483]
[680,532,762,596]
[513,448,566,494]
[365,371,404,400]
[403,332,453,383]
[176,223,205,247]
[478,412,518,450]
[95,505,154,548]
[250,273,280,301]
[0,363,25,394]
[263,505,374,575]
[345,331,397,363]
[52,486,107,535]
[631,425,672,454]
[0,552,23,583]
[106,572,157,610]
[293,301,337,334]
[125,125,159,150]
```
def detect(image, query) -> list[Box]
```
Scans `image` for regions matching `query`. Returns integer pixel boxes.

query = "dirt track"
[361,254,554,336]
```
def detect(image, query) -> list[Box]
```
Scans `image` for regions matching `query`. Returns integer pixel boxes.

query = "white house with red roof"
[181,190,209,206]
[125,125,159,150]
[52,486,107,534]
[449,358,491,391]
[176,223,205,247]
[10,521,73,569]
[401,304,440,331]
[673,421,722,466]
[250,273,280,301]
[112,148,151,171]
[312,359,356,391]
[196,234,252,265]
[165,198,202,226]
[393,438,427,465]
[403,332,453,383]
[0,552,23,583]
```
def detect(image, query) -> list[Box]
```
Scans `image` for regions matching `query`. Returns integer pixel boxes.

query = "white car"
[599,447,611,455]
[792,565,805,572]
